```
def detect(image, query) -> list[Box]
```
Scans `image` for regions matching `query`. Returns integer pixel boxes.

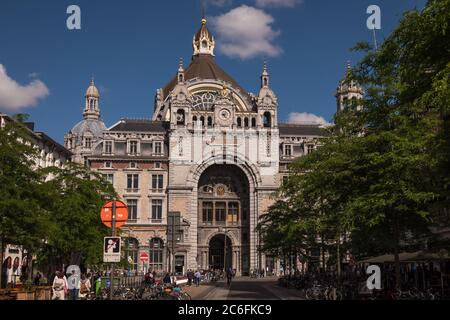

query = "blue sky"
[0,0,426,143]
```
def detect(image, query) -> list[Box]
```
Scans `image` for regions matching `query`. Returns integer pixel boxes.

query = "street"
[185,276,304,300]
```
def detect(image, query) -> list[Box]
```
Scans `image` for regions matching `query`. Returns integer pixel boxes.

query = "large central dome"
[162,54,250,100]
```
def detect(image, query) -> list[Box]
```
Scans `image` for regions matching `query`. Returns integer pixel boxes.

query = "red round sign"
[100,200,129,229]
[140,252,149,262]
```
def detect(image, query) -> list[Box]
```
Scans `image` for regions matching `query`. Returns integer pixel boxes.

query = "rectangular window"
[104,161,112,168]
[103,174,114,185]
[127,199,138,221]
[202,202,213,224]
[228,202,239,224]
[151,174,164,192]
[129,141,138,155]
[151,199,163,222]
[154,142,162,155]
[284,145,292,157]
[215,202,226,224]
[85,138,92,149]
[127,174,139,191]
[308,144,315,154]
[104,141,113,154]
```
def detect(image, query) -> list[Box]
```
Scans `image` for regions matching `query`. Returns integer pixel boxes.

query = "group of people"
[186,270,202,287]
[51,270,93,300]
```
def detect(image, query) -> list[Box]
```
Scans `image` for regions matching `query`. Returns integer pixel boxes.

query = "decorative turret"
[192,17,215,56]
[83,78,100,120]
[336,62,364,112]
[256,62,278,128]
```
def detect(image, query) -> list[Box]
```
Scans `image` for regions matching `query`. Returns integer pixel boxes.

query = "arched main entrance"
[198,164,250,275]
[208,234,232,270]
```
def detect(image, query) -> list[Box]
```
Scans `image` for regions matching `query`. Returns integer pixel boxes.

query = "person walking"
[187,270,193,286]
[163,273,172,285]
[67,270,80,301]
[194,270,201,287]
[52,272,66,300]
[226,267,233,286]
[78,274,91,300]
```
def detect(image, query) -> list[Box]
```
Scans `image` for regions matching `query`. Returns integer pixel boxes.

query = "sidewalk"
[183,282,219,300]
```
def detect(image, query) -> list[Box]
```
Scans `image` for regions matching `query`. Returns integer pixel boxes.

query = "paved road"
[189,276,304,300]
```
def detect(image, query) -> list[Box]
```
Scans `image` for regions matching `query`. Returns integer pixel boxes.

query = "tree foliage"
[258,0,450,285]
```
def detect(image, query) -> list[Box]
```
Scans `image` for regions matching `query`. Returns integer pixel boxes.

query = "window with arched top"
[263,112,271,128]
[251,118,256,128]
[207,116,213,127]
[200,116,205,126]
[193,116,197,123]
[237,117,242,127]
[244,117,249,128]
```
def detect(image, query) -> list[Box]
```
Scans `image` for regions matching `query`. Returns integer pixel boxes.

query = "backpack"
[80,280,89,294]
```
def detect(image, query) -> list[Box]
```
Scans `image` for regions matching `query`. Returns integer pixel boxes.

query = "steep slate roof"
[279,124,328,136]
[108,119,169,133]
[163,54,250,100]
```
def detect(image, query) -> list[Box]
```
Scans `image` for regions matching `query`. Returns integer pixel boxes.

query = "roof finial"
[90,75,95,86]
[201,0,206,24]
[178,57,184,71]
[345,61,351,79]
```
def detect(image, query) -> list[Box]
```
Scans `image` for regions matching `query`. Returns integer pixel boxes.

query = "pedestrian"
[187,270,193,286]
[79,274,91,299]
[226,267,233,286]
[52,272,66,300]
[33,272,42,286]
[194,270,201,287]
[95,273,102,297]
[163,273,172,284]
[67,270,80,301]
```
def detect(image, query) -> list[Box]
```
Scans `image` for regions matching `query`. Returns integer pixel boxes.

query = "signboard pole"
[109,199,116,301]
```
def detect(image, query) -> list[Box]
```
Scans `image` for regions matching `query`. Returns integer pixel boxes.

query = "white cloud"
[210,5,282,59]
[0,64,49,111]
[287,112,332,126]
[255,0,302,8]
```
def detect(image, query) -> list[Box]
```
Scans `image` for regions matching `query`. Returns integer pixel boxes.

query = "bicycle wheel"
[182,292,192,300]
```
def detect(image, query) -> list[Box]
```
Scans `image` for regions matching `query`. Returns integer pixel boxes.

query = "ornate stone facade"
[65,18,359,276]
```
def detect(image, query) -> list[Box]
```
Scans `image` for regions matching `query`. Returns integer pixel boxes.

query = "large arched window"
[149,238,164,272]
[237,117,242,127]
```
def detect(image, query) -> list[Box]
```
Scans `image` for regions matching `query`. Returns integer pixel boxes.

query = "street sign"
[100,200,128,228]
[103,237,121,263]
[140,252,149,262]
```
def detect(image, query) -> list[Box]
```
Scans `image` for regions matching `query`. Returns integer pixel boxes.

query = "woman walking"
[52,272,66,300]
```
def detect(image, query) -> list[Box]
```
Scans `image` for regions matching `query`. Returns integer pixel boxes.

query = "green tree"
[0,117,51,285]
[36,163,117,277]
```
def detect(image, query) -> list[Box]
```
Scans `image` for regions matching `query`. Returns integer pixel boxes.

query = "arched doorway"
[198,164,250,275]
[209,234,232,270]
